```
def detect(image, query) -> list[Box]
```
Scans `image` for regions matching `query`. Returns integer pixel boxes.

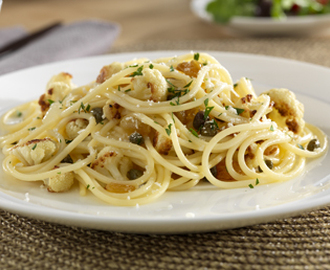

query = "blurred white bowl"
[191,0,330,36]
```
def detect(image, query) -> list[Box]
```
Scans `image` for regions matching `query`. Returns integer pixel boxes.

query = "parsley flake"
[130,66,143,77]
[204,106,214,120]
[149,64,154,69]
[170,65,175,72]
[248,184,254,189]
[32,144,37,150]
[183,80,193,88]
[255,178,259,185]
[28,127,36,131]
[297,143,304,150]
[270,125,274,131]
[194,52,200,61]
[16,111,22,117]
[204,98,209,107]
[48,99,55,105]
[189,128,199,138]
[165,124,172,136]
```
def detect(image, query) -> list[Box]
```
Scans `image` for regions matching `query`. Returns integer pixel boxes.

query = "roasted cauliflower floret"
[46,171,75,193]
[38,72,74,114]
[102,101,123,120]
[65,118,89,140]
[129,68,167,102]
[96,62,124,84]
[233,94,273,119]
[11,138,57,166]
[153,131,173,155]
[91,147,127,180]
[262,88,305,134]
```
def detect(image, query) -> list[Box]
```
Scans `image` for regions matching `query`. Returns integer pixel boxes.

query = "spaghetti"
[0,52,327,206]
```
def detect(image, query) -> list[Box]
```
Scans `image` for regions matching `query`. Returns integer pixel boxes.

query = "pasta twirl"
[0,52,327,206]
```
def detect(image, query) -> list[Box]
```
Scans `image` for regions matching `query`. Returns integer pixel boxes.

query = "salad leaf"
[206,0,330,24]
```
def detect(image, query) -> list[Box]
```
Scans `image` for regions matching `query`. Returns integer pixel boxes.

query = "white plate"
[0,51,330,234]
[191,0,330,35]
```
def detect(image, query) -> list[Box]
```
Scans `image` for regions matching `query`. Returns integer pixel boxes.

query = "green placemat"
[1,37,330,270]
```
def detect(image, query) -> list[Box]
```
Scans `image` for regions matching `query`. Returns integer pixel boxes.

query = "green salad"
[206,0,330,23]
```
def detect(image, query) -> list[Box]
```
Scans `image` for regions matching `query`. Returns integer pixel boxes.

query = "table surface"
[1,1,330,270]
[0,0,231,49]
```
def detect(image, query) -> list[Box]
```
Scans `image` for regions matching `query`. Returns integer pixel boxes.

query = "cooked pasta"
[0,52,327,206]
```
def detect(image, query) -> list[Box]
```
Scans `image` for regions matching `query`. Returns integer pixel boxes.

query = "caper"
[200,120,218,137]
[258,159,273,172]
[90,107,103,124]
[307,139,320,152]
[127,169,143,180]
[210,166,217,177]
[61,154,73,164]
[193,111,207,130]
[265,159,273,169]
[129,132,144,145]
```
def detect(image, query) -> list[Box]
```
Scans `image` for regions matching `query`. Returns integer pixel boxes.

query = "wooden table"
[0,0,228,50]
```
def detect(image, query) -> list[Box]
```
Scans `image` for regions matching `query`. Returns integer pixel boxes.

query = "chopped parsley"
[28,127,36,131]
[118,86,121,91]
[183,80,193,88]
[170,65,175,72]
[297,143,304,150]
[129,66,143,77]
[248,184,254,189]
[149,64,154,69]
[85,104,91,112]
[204,98,214,120]
[87,184,90,189]
[270,125,274,131]
[57,172,61,175]
[166,79,189,104]
[165,124,172,136]
[48,99,55,105]
[225,105,244,115]
[125,89,131,93]
[255,178,259,185]
[233,83,238,87]
[194,52,200,61]
[16,111,22,117]
[189,128,199,138]
[65,139,73,144]
[32,144,37,150]
[78,102,90,114]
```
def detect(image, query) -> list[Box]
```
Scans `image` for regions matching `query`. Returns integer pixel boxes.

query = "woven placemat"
[1,38,330,270]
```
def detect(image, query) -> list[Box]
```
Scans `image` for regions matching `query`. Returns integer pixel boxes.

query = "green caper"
[127,169,143,180]
[61,154,73,164]
[200,120,218,137]
[129,132,144,145]
[210,166,217,177]
[258,159,273,172]
[307,139,320,152]
[90,107,103,124]
[265,159,273,169]
[193,111,207,130]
